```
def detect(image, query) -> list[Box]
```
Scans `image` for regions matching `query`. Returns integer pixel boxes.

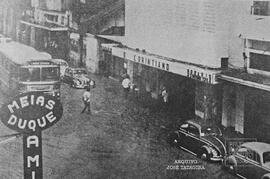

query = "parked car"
[52,59,69,78]
[168,120,226,162]
[223,142,270,179]
[62,67,92,89]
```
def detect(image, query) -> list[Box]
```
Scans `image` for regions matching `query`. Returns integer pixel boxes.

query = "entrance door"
[161,72,195,117]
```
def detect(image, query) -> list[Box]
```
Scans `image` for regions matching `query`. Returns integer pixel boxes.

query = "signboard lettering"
[0,92,63,179]
[133,54,170,72]
[187,69,213,83]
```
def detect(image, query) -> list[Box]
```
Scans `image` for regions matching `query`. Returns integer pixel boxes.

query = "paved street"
[0,75,237,179]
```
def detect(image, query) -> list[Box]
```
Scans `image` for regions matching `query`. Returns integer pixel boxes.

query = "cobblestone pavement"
[0,75,237,179]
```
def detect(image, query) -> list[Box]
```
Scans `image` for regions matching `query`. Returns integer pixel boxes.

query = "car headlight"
[209,147,218,157]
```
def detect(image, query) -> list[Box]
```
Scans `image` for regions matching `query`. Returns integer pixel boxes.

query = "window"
[187,124,200,136]
[250,52,270,72]
[41,67,59,81]
[251,1,270,16]
[263,152,270,163]
[20,67,40,81]
[61,16,65,25]
[237,147,260,163]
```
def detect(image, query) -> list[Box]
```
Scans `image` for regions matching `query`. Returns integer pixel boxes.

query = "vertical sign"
[0,92,63,179]
[23,131,42,179]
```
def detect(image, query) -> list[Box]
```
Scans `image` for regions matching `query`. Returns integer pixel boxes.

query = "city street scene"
[0,0,270,179]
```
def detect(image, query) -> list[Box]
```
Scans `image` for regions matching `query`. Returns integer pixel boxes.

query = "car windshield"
[60,62,68,66]
[73,69,87,75]
[201,126,221,136]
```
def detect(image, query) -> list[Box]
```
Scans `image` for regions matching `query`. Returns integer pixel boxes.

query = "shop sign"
[187,69,213,84]
[0,92,63,179]
[0,92,63,133]
[133,54,170,71]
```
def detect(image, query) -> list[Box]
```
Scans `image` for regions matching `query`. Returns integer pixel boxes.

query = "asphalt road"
[0,75,237,179]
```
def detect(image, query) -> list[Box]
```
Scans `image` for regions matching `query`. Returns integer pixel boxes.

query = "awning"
[218,69,270,91]
[97,35,125,44]
[20,20,68,31]
[101,43,119,52]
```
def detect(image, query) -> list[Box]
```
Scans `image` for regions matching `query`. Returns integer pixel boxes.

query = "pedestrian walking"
[122,75,131,99]
[81,87,92,114]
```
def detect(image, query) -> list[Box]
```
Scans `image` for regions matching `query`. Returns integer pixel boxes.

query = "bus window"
[20,67,40,81]
[41,67,59,81]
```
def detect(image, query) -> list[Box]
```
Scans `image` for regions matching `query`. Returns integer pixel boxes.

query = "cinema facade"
[93,0,270,143]
[100,40,223,120]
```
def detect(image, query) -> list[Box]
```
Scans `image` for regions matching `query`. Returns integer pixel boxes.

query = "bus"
[0,38,61,99]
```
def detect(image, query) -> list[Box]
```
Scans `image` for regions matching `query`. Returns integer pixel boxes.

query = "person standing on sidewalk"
[161,86,169,111]
[122,75,131,99]
[81,87,92,114]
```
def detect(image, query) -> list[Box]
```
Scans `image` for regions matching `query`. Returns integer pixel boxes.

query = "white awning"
[20,20,68,31]
[101,43,118,51]
[218,74,270,92]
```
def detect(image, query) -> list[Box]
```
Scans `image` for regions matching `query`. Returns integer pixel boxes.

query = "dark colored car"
[168,120,226,162]
[223,142,270,179]
[62,67,91,89]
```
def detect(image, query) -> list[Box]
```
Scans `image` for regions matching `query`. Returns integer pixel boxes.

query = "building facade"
[0,0,30,40]
[19,0,72,59]
[102,0,234,118]
[101,0,270,140]
[219,0,270,142]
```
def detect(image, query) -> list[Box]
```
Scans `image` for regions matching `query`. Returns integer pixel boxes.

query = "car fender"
[197,145,213,160]
[200,145,212,155]
[261,173,270,179]
[224,156,237,167]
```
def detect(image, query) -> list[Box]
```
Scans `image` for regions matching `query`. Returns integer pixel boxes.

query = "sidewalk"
[88,74,182,130]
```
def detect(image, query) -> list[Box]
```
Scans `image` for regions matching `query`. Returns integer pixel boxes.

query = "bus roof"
[0,41,52,65]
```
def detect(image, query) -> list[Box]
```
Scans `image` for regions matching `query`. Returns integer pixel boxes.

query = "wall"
[85,34,99,73]
[125,0,255,70]
[125,0,235,68]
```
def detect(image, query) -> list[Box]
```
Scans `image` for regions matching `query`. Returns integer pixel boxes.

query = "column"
[234,86,244,134]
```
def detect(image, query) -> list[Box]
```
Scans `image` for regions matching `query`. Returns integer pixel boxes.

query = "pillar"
[235,86,244,134]
[30,26,35,47]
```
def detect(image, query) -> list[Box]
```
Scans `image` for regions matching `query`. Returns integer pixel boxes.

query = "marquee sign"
[111,46,220,84]
[0,92,63,179]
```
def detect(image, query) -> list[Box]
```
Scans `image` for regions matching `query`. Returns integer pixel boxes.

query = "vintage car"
[168,120,226,162]
[223,142,270,179]
[62,67,92,88]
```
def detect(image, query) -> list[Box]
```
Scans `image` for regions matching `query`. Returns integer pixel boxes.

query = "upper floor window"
[251,1,270,16]
[250,52,270,72]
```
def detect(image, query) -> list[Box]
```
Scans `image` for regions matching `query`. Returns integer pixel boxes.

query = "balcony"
[20,8,70,31]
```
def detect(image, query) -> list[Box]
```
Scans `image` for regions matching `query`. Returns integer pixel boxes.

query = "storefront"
[101,44,222,119]
[219,70,270,143]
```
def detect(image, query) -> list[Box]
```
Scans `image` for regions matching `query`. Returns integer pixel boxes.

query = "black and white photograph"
[0,0,270,178]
